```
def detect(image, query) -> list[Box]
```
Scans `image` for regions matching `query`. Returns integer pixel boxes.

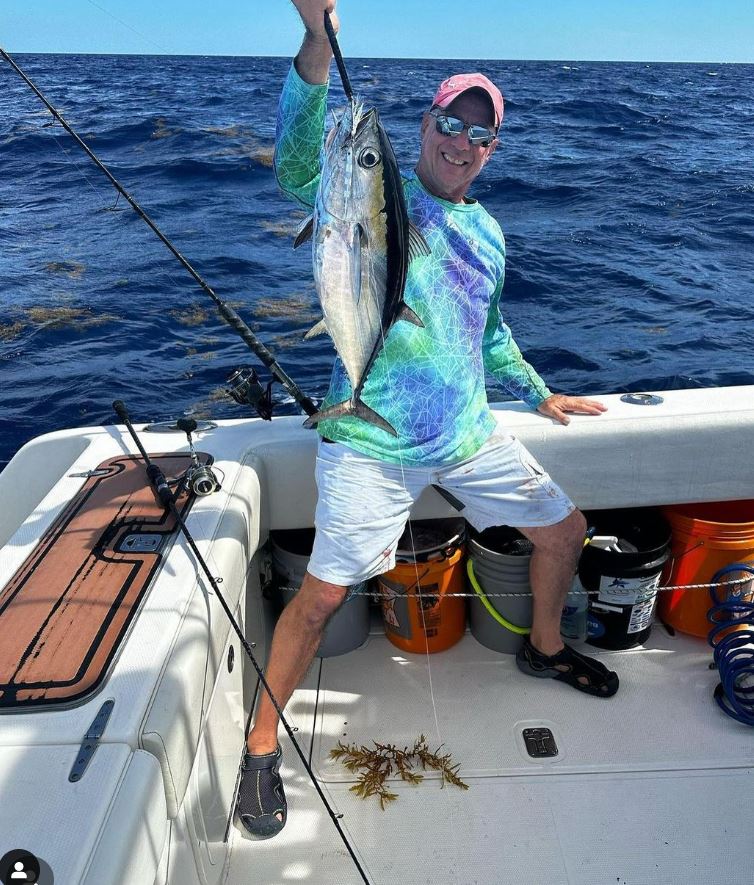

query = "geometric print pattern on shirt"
[275,64,550,466]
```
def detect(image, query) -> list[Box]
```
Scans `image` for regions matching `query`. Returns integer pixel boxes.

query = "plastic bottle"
[560,574,588,642]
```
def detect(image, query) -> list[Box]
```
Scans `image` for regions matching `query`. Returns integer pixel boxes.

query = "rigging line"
[85,0,170,55]
[0,47,318,420]
[370,231,443,749]
[320,10,444,747]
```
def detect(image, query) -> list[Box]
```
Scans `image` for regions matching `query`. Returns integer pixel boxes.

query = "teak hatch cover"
[0,453,210,710]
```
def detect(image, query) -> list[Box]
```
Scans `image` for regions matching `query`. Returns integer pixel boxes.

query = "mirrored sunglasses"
[429,110,497,147]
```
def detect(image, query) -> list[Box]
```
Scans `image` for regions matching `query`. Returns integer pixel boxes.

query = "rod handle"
[323,10,353,101]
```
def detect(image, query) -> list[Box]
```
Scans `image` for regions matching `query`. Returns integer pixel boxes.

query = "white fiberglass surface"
[226,626,754,885]
[310,628,753,779]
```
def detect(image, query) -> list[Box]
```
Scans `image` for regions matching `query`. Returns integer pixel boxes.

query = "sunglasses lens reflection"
[434,114,494,146]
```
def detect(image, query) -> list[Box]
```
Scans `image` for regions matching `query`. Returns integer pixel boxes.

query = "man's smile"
[441,151,467,166]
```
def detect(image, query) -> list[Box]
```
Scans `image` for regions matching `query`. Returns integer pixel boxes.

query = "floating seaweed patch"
[259,214,309,239]
[250,143,274,168]
[205,124,247,138]
[44,260,86,279]
[206,125,274,168]
[186,387,232,419]
[266,333,306,350]
[151,117,181,139]
[170,306,209,326]
[0,321,24,341]
[215,141,274,167]
[24,306,118,329]
[251,292,318,320]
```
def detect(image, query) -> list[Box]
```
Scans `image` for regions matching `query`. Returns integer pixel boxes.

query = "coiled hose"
[707,563,754,726]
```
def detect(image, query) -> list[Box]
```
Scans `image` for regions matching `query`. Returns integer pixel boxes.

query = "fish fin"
[303,318,329,340]
[397,303,424,327]
[407,223,431,262]
[293,215,314,249]
[351,225,363,303]
[303,398,398,436]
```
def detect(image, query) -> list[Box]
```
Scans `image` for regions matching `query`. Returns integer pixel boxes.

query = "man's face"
[415,90,499,203]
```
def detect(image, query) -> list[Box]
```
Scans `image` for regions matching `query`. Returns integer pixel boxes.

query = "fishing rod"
[1,47,318,422]
[112,399,372,884]
[323,11,354,101]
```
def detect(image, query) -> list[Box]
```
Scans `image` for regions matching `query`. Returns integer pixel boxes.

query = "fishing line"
[85,0,170,55]
[322,12,444,748]
[5,46,370,881]
[112,400,372,884]
[1,47,318,422]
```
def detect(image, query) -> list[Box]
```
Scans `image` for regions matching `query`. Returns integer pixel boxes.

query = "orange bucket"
[658,500,754,637]
[378,519,466,654]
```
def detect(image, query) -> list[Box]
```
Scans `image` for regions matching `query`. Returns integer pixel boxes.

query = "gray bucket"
[467,526,533,654]
[270,529,370,658]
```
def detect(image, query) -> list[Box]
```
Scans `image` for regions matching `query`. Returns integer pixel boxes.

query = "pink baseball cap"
[432,73,504,129]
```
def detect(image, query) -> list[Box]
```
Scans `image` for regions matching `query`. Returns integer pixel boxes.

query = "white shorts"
[308,428,575,586]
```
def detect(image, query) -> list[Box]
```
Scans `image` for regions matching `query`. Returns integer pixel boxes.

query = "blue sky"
[4,1,753,62]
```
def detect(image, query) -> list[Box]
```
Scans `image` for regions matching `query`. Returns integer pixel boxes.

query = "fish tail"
[303,397,397,437]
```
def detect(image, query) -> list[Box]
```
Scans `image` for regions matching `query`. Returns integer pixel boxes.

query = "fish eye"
[358,148,381,168]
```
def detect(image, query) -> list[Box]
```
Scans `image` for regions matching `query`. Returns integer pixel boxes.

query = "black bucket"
[581,508,671,650]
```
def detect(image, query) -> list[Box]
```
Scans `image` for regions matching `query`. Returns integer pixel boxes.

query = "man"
[236,0,617,839]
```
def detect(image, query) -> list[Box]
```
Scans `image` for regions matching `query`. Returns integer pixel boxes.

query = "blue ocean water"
[1,54,753,469]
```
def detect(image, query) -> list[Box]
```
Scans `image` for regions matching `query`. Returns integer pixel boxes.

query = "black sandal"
[236,745,287,838]
[516,639,619,697]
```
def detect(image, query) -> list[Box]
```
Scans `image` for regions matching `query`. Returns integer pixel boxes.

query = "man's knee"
[564,508,587,548]
[522,508,586,557]
[293,571,350,627]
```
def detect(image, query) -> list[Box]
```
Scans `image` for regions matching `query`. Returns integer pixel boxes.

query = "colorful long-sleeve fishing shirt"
[275,64,551,466]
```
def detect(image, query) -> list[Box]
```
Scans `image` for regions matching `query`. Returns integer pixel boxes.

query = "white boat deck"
[2,389,753,885]
[227,623,754,885]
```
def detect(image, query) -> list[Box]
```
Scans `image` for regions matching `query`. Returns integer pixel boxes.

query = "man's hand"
[292,0,339,40]
[290,0,339,85]
[536,394,607,426]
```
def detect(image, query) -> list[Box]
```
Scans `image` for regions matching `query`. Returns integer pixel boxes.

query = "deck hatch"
[117,532,165,554]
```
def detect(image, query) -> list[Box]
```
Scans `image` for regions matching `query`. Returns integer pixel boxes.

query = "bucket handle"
[661,539,705,588]
[466,560,531,636]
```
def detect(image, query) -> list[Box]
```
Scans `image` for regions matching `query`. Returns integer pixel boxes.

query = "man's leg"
[247,571,348,754]
[237,571,348,837]
[518,508,585,656]
[517,508,619,696]
[238,441,421,837]
[435,430,618,696]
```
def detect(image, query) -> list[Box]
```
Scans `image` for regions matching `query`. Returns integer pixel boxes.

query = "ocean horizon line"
[5,50,751,66]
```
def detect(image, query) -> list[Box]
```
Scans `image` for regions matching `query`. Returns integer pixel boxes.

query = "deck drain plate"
[522,727,559,758]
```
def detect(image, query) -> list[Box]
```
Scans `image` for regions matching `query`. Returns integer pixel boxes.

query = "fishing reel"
[176,418,221,497]
[227,367,274,421]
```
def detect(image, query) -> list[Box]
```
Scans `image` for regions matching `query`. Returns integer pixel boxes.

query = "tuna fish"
[296,100,430,436]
